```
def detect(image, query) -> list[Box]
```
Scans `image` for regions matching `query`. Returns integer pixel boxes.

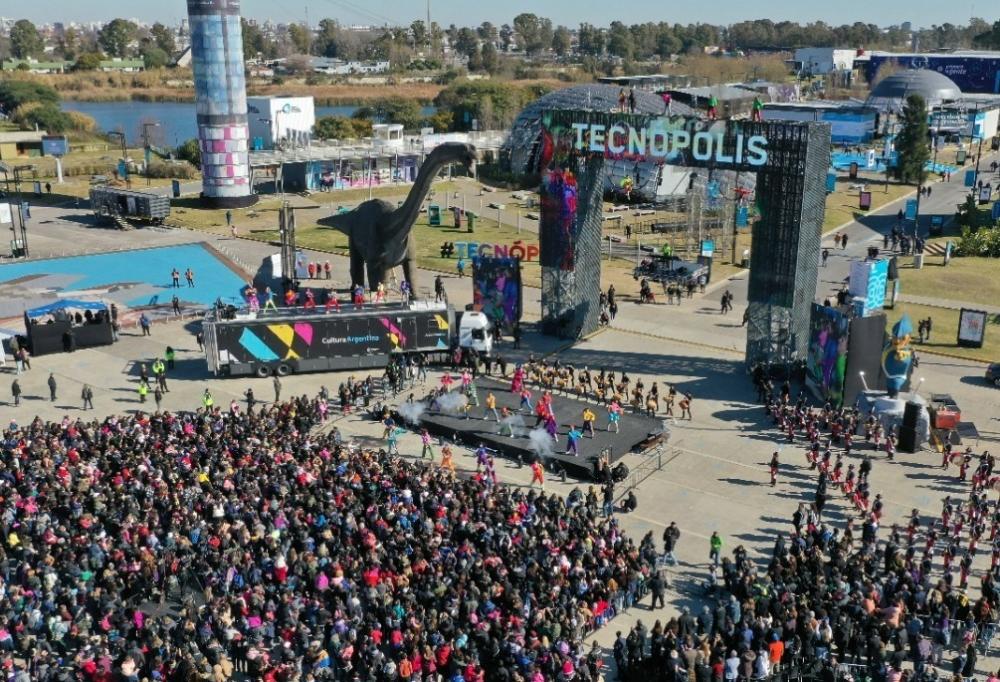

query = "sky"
[8,0,1000,29]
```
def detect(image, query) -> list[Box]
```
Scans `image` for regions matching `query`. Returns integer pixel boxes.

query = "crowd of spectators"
[0,393,657,681]
[641,373,1000,682]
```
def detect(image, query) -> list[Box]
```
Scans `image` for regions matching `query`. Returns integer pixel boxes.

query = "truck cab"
[458,311,493,356]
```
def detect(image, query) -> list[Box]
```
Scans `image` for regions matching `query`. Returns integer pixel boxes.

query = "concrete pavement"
[4,151,1000,673]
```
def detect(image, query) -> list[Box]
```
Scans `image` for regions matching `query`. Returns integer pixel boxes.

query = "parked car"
[987,362,1000,387]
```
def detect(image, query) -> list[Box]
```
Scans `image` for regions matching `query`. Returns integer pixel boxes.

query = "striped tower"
[186,0,257,207]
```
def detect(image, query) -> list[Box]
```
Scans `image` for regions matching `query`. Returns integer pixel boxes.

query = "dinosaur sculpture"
[322,142,478,292]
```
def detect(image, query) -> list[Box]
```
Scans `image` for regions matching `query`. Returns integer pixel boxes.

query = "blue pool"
[0,243,247,308]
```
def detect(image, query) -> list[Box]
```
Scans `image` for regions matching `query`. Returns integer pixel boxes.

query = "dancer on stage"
[565,425,583,456]
[607,400,623,433]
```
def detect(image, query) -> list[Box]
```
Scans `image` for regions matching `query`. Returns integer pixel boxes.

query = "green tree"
[287,23,311,54]
[73,52,104,71]
[577,23,605,55]
[353,99,423,130]
[552,26,572,56]
[499,24,514,51]
[512,13,552,55]
[453,28,479,58]
[434,80,551,131]
[0,80,59,111]
[10,19,44,59]
[57,27,80,60]
[314,19,359,59]
[98,19,138,58]
[141,46,170,69]
[607,22,632,59]
[477,22,498,44]
[410,20,428,48]
[422,109,454,133]
[314,115,372,139]
[893,94,930,186]
[150,22,176,55]
[242,19,277,61]
[176,138,201,169]
[975,20,1000,49]
[655,27,682,58]
[480,43,499,74]
[15,104,73,133]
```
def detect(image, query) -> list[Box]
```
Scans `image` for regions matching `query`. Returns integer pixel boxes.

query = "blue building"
[762,102,876,145]
[864,52,1000,95]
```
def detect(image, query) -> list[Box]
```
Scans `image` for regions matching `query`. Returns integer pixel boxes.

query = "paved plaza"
[2,153,1000,676]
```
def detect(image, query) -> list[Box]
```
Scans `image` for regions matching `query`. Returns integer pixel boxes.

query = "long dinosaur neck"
[393,149,458,234]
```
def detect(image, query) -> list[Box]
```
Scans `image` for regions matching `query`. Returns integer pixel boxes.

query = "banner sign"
[569,119,769,167]
[453,241,539,261]
[41,135,69,157]
[957,308,987,348]
[979,185,992,205]
[905,199,918,221]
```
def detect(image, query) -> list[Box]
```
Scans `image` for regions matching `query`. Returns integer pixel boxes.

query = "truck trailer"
[203,301,491,377]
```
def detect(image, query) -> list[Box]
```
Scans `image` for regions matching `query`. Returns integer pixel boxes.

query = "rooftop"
[0,131,47,144]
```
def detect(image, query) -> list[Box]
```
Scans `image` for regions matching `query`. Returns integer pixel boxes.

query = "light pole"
[930,105,940,174]
[142,122,160,187]
[973,116,985,189]
[3,164,35,258]
[0,163,19,257]
[106,131,130,189]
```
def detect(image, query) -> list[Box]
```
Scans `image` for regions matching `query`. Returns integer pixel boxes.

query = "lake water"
[62,101,436,147]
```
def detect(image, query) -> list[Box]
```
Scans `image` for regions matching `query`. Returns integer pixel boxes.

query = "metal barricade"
[977,621,1000,655]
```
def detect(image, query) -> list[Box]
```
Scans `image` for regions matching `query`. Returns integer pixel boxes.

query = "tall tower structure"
[186,0,257,207]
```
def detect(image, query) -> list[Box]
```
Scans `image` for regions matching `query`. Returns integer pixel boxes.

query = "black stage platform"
[417,378,666,478]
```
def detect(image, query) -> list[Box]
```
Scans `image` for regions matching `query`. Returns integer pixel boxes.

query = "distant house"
[1,58,72,74]
[172,47,192,68]
[0,131,48,160]
[307,57,390,75]
[99,58,145,73]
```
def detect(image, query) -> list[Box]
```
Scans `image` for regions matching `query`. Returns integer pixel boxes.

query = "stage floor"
[417,377,666,477]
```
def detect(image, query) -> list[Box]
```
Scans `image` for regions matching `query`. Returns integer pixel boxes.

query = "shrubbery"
[956,226,1000,257]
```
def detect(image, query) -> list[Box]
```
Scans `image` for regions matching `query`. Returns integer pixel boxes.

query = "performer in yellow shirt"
[582,408,597,438]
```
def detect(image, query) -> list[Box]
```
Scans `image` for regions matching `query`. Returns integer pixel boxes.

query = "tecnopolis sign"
[538,110,831,367]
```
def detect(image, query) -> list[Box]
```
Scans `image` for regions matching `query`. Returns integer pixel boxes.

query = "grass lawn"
[823,176,915,233]
[248,212,653,295]
[895,256,1000,309]
[883,301,1000,363]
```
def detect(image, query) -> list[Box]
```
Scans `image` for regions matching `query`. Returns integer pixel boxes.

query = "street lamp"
[1,163,35,258]
[142,122,161,187]
[971,104,985,188]
[106,131,130,189]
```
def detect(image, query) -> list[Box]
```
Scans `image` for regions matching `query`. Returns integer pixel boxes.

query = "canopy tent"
[26,299,108,318]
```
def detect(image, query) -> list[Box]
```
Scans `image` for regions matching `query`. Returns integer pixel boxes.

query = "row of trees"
[253,15,1000,65]
[7,18,179,68]
[7,15,1000,73]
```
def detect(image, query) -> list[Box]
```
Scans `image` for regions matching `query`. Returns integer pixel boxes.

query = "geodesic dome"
[502,84,696,177]
[865,69,962,113]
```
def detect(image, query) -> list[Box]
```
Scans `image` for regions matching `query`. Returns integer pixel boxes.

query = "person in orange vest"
[440,445,456,477]
[284,288,297,306]
[530,460,545,490]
